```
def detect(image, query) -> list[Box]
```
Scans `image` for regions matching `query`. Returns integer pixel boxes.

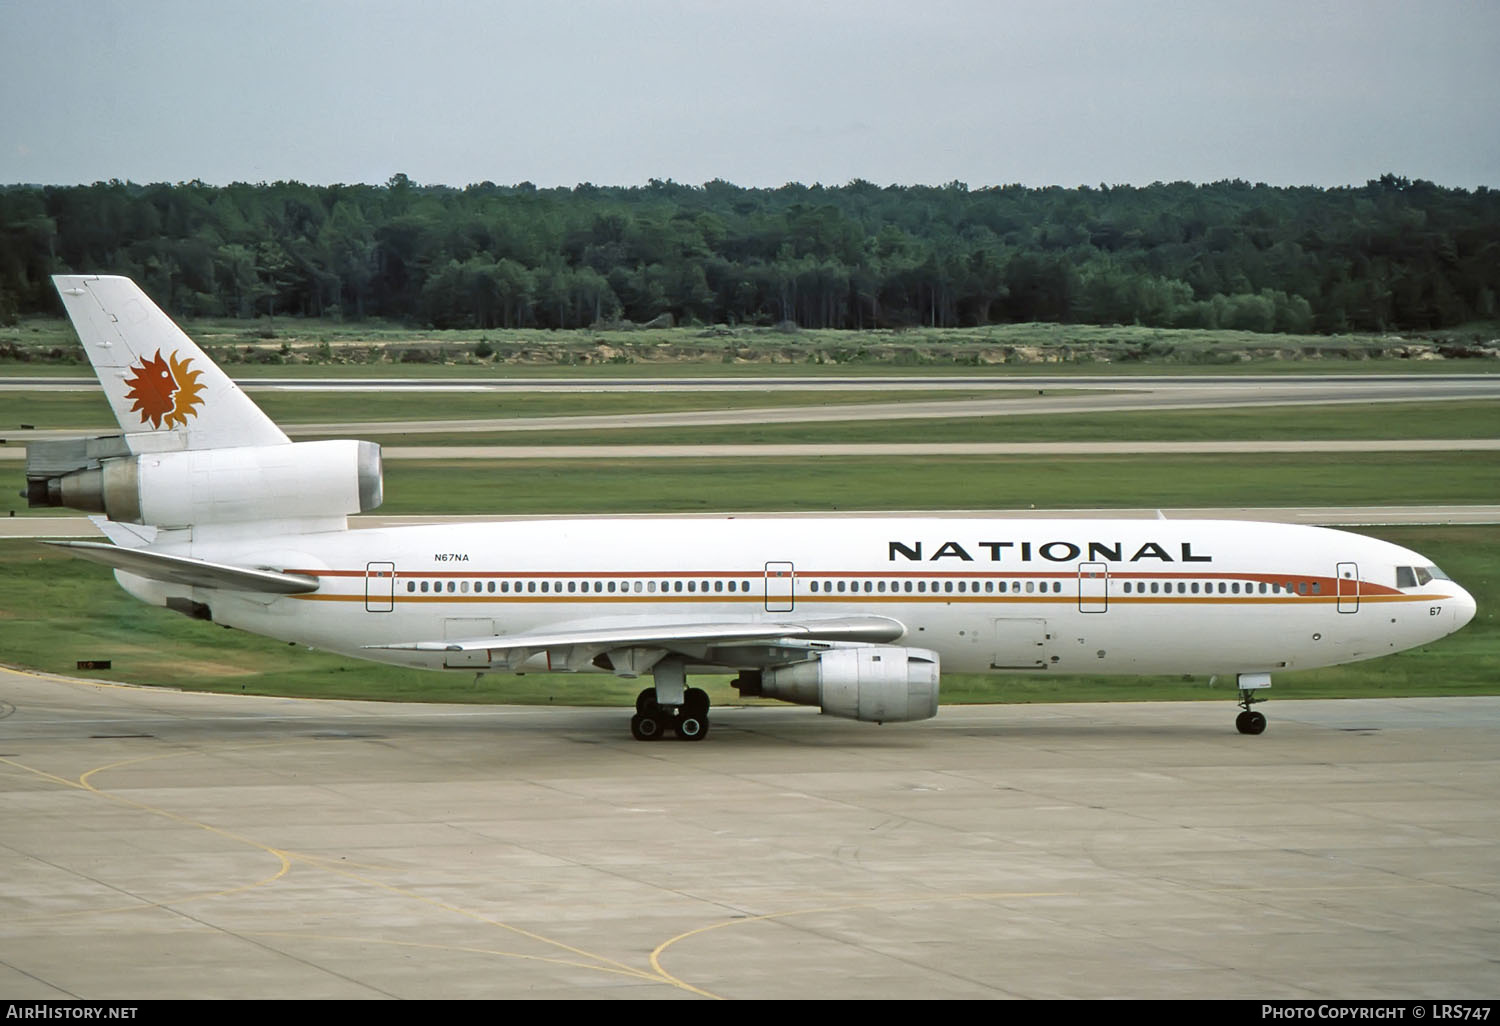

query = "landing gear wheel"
[1235,709,1267,735]
[630,712,663,741]
[674,714,709,741]
[635,688,659,715]
[683,687,710,717]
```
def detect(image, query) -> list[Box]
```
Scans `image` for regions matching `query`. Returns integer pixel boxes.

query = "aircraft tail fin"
[53,275,287,450]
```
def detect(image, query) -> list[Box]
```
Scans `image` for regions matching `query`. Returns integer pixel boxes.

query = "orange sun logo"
[122,349,205,429]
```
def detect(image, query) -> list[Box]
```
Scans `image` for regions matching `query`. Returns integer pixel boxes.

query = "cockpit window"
[1396,566,1417,589]
[1426,565,1451,582]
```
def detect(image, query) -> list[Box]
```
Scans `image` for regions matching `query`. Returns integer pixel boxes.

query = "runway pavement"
[7,372,1499,393]
[1,666,1495,999]
[4,505,1499,538]
[6,438,1500,463]
[369,439,1500,460]
[6,372,1498,442]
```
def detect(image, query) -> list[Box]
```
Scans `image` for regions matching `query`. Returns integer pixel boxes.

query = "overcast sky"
[3,0,1497,190]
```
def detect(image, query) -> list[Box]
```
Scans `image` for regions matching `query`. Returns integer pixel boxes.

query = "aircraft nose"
[1451,586,1477,632]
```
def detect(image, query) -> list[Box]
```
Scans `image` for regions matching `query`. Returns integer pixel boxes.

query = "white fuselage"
[119,517,1475,680]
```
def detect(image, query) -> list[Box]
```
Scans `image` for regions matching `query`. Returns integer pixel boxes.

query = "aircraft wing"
[367,615,906,655]
[46,540,321,595]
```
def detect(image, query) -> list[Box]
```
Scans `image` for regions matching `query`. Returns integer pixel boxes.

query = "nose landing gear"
[1235,672,1271,735]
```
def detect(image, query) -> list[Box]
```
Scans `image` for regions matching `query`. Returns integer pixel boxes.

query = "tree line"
[1,173,1496,334]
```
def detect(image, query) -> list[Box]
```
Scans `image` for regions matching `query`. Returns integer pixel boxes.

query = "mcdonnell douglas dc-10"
[27,276,1476,740]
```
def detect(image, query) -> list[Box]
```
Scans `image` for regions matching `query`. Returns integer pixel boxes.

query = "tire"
[630,713,663,741]
[675,714,709,741]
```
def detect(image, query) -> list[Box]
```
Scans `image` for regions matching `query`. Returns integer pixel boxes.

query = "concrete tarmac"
[2,667,1496,1000]
[5,505,1500,539]
[8,372,1499,443]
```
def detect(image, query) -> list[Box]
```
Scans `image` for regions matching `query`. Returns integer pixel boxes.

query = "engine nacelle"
[760,646,940,723]
[28,439,382,528]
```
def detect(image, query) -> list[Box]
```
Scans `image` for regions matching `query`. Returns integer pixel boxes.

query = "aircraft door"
[1078,562,1108,613]
[765,562,795,612]
[365,561,395,612]
[1336,562,1359,613]
[991,618,1050,669]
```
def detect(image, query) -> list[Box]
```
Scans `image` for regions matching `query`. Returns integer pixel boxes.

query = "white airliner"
[29,275,1476,740]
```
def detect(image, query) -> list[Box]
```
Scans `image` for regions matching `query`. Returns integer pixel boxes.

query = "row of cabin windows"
[401,577,1322,598]
[1120,580,1321,595]
[406,579,754,595]
[810,579,1065,594]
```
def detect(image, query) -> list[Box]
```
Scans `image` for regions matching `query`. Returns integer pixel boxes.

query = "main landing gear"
[630,686,711,742]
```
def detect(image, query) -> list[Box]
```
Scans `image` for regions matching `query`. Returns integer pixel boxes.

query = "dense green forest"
[1,174,1496,334]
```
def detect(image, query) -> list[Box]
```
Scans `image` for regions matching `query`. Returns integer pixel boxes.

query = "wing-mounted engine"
[25,436,382,528]
[737,646,941,723]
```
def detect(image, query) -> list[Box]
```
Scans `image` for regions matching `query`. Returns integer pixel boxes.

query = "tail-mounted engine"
[25,437,382,528]
[739,646,941,723]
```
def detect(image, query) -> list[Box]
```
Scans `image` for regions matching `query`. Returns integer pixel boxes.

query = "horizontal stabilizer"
[367,615,906,654]
[46,541,320,595]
